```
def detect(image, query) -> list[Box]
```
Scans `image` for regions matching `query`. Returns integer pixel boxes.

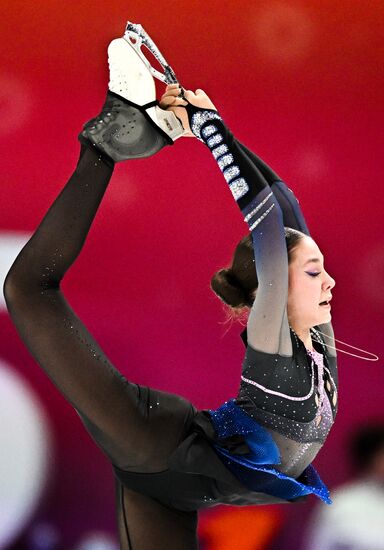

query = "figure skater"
[3,23,338,550]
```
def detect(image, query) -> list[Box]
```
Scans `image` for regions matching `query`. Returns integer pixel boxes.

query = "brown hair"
[211,227,305,310]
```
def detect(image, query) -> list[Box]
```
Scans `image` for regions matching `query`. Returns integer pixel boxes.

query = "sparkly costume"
[165,106,338,507]
[4,102,337,549]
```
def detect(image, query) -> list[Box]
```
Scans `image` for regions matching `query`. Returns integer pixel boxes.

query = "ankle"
[78,136,115,170]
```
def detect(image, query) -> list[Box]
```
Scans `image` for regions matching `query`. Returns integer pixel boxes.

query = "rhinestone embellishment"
[212,144,229,159]
[207,134,223,148]
[229,178,249,200]
[244,192,274,222]
[190,111,221,139]
[201,124,218,138]
[248,203,276,231]
[223,165,241,183]
[218,153,234,170]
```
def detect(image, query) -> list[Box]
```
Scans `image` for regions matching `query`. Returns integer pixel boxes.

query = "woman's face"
[287,236,336,330]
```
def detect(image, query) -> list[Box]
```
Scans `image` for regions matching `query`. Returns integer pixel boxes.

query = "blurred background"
[0,0,383,548]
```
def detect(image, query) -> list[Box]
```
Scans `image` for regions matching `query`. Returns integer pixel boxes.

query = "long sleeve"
[188,108,292,356]
[234,139,336,359]
[234,140,310,235]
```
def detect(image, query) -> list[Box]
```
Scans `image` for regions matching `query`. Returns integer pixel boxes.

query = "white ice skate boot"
[79,22,186,162]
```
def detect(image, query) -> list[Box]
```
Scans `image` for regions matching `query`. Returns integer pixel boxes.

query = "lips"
[319,296,332,306]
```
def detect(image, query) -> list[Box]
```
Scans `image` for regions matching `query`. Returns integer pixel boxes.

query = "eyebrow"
[304,258,322,266]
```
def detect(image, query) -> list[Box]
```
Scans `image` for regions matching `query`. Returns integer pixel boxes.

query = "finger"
[160,87,186,99]
[160,91,176,101]
[160,93,187,105]
[183,89,196,102]
[166,87,181,97]
[166,83,180,90]
[164,87,183,98]
[160,92,176,102]
[159,96,187,109]
[195,88,206,96]
[159,97,176,109]
[159,96,177,108]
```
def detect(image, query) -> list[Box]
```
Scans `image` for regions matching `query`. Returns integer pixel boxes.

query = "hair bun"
[210,268,250,308]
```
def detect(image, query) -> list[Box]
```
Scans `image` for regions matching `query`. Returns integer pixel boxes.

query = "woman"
[3,23,337,550]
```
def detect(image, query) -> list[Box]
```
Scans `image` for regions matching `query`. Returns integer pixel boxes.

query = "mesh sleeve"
[234,140,336,357]
[187,108,292,356]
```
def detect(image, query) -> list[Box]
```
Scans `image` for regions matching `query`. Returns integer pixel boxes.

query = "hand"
[159,85,217,137]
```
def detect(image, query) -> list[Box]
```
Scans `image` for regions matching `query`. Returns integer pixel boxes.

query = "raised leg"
[3,143,195,473]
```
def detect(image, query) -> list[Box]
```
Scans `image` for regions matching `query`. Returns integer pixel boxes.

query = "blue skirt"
[208,399,331,504]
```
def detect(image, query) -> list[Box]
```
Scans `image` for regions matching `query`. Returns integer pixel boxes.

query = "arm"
[180,91,292,356]
[234,140,336,357]
[234,140,310,235]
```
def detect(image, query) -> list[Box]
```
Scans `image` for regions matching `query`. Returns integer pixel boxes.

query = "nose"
[323,270,336,290]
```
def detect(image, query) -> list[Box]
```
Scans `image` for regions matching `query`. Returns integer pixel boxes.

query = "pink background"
[1,1,383,548]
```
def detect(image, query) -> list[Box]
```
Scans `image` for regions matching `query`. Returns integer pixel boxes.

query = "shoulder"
[240,327,309,390]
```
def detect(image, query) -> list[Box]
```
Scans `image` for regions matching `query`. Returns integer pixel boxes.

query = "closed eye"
[306,271,321,277]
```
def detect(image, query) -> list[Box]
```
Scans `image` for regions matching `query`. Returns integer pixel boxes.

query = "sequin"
[244,192,273,222]
[212,144,229,159]
[218,153,234,170]
[190,111,221,139]
[223,165,240,182]
[248,203,275,231]
[282,442,311,474]
[241,357,314,401]
[229,178,249,200]
[207,134,223,148]
[201,124,217,138]
[246,397,333,444]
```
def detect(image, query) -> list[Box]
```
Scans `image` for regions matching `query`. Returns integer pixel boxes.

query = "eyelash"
[306,271,321,277]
